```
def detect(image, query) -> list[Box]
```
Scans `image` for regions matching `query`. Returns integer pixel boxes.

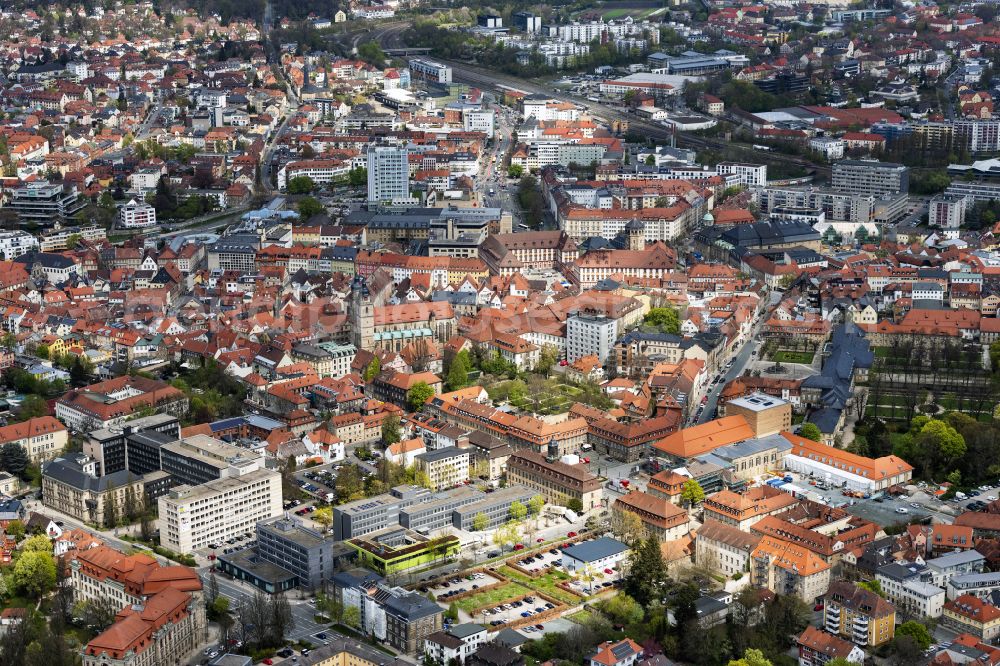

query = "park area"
[485,376,613,415]
[770,350,815,364]
[572,0,666,21]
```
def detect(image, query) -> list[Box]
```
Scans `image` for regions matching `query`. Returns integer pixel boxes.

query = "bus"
[752,144,773,152]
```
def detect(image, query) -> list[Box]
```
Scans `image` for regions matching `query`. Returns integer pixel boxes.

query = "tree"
[347,167,367,187]
[343,605,361,629]
[296,196,324,219]
[798,422,822,442]
[75,596,118,630]
[6,520,24,541]
[896,620,932,650]
[363,356,381,382]
[624,536,668,606]
[566,497,584,513]
[858,579,884,597]
[680,478,705,508]
[507,164,523,178]
[406,381,435,412]
[528,495,544,516]
[13,550,56,598]
[0,443,29,477]
[313,506,333,527]
[357,41,387,66]
[890,634,923,666]
[446,353,470,390]
[268,593,294,646]
[510,500,527,521]
[19,535,52,553]
[728,649,772,666]
[381,413,401,445]
[611,510,647,545]
[472,512,488,531]
[643,307,680,334]
[335,465,365,503]
[600,593,644,626]
[286,175,315,194]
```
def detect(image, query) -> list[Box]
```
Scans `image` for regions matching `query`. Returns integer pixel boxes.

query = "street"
[697,307,773,425]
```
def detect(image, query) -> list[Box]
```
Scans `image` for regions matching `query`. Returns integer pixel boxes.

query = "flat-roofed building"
[724,394,792,438]
[452,485,534,531]
[700,433,792,483]
[157,464,282,554]
[505,450,602,512]
[415,447,470,491]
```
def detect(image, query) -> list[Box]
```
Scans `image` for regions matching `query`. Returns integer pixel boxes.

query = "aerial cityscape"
[0,1,998,666]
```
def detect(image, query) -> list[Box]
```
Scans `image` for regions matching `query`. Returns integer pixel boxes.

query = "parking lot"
[511,547,562,573]
[474,593,558,628]
[422,571,503,602]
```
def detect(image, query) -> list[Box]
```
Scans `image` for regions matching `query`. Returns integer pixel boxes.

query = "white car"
[895,507,909,514]
[988,496,998,502]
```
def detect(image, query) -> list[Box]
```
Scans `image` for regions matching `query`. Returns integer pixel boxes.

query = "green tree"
[363,356,381,381]
[896,620,932,650]
[347,167,368,187]
[35,344,49,360]
[6,519,24,541]
[343,605,361,628]
[624,536,668,606]
[728,649,773,666]
[357,41,387,66]
[680,478,705,508]
[0,443,30,477]
[798,423,822,442]
[535,345,559,375]
[406,381,435,411]
[381,413,401,445]
[510,500,527,521]
[19,534,52,553]
[446,353,470,390]
[13,550,56,598]
[916,419,966,473]
[14,395,48,422]
[296,196,324,219]
[472,512,488,531]
[601,593,644,626]
[528,495,544,516]
[566,497,583,513]
[642,307,680,334]
[858,579,884,597]
[507,164,523,178]
[286,175,315,194]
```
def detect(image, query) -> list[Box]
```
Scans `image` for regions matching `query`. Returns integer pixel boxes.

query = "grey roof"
[492,629,527,648]
[449,623,486,639]
[382,588,443,621]
[42,457,141,492]
[927,550,985,570]
[416,446,469,463]
[561,536,630,563]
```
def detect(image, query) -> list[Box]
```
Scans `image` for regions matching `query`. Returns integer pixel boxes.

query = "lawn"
[498,566,584,605]
[454,582,533,613]
[567,609,593,625]
[771,350,815,364]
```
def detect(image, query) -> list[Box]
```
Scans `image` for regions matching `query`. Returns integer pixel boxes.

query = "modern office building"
[408,58,452,84]
[724,393,792,438]
[118,199,157,228]
[367,145,412,204]
[85,414,181,476]
[157,464,283,554]
[8,180,85,223]
[333,485,432,540]
[399,487,485,533]
[566,314,617,364]
[254,516,333,590]
[831,160,909,196]
[415,447,470,491]
[452,485,535,530]
[348,528,461,575]
[159,434,265,486]
[505,450,601,511]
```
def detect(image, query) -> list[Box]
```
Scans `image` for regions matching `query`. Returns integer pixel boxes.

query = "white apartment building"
[0,230,39,260]
[463,110,496,134]
[367,145,412,204]
[158,464,282,554]
[929,194,966,239]
[809,137,845,160]
[409,58,452,83]
[877,564,946,618]
[118,199,157,228]
[566,313,617,364]
[0,416,68,464]
[278,159,353,190]
[912,282,945,302]
[717,162,768,188]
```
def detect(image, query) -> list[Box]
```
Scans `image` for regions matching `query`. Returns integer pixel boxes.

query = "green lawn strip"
[455,582,533,613]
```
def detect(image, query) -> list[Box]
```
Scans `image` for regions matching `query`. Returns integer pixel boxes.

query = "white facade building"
[118,199,157,228]
[717,162,768,188]
[0,230,39,260]
[367,145,412,205]
[566,314,617,364]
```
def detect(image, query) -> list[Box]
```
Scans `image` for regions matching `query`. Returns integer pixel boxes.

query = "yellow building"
[823,580,896,647]
[943,594,1000,643]
[725,393,792,438]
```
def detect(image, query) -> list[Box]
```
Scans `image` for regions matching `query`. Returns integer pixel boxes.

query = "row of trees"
[205,571,296,653]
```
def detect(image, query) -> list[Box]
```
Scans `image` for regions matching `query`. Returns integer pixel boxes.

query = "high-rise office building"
[367,145,411,204]
[832,160,909,197]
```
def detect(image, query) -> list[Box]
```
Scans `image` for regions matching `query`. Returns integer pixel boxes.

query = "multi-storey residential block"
[831,160,909,196]
[823,580,896,647]
[0,415,68,464]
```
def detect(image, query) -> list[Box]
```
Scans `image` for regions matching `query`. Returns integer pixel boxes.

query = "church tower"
[350,275,375,351]
[625,219,645,251]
